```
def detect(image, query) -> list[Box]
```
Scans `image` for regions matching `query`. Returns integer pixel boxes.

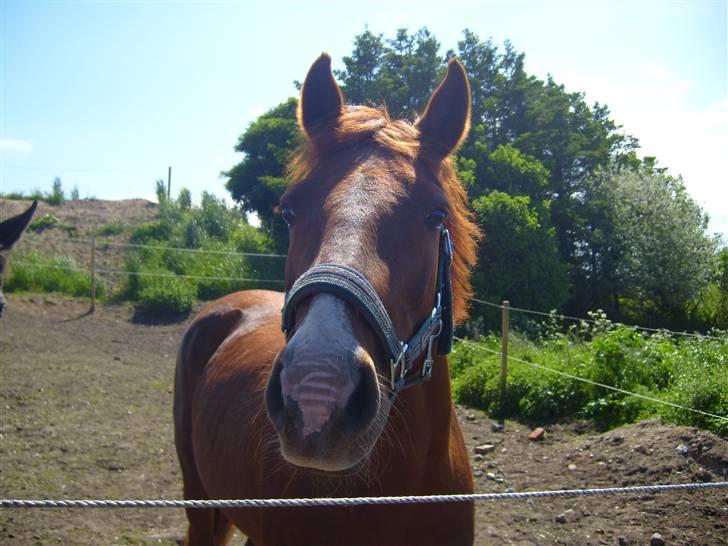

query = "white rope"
[2,482,726,509]
[470,297,725,341]
[454,336,728,423]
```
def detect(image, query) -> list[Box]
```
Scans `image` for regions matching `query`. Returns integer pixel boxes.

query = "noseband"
[281,227,454,395]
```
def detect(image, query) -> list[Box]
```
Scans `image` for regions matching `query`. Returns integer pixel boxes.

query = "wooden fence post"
[90,236,96,313]
[498,300,510,427]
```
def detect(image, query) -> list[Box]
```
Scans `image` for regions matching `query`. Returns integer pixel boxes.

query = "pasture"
[1,295,726,545]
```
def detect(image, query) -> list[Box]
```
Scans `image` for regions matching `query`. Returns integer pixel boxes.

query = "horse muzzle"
[265,343,382,472]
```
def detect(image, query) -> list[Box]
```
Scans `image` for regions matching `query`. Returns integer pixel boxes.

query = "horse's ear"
[298,53,344,136]
[0,201,37,251]
[416,59,471,158]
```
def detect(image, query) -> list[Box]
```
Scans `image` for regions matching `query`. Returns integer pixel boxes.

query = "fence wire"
[9,260,284,285]
[470,297,724,341]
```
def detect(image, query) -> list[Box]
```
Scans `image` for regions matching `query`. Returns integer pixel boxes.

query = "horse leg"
[181,468,234,546]
[175,306,244,546]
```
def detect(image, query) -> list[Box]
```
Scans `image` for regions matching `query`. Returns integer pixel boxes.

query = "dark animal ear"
[298,53,344,136]
[0,201,37,251]
[416,59,471,158]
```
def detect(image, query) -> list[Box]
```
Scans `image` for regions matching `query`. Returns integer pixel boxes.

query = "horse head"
[265,55,479,473]
[0,201,38,317]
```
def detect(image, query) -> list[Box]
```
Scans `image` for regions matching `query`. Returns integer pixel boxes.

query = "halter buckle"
[390,343,408,392]
[422,318,442,380]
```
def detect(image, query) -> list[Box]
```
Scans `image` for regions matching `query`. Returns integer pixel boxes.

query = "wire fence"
[470,297,725,341]
[13,234,727,341]
[4,234,728,514]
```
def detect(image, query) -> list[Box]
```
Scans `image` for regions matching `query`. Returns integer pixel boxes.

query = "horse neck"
[392,354,455,454]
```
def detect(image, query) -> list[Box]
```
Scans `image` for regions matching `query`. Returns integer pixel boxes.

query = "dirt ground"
[0,295,727,546]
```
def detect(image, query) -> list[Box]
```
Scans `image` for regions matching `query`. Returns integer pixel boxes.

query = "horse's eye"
[425,209,447,229]
[281,206,296,227]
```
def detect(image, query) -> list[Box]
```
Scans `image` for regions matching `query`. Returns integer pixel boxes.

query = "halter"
[281,227,454,395]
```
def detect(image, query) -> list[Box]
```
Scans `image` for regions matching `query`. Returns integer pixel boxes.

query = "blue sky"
[2,1,726,238]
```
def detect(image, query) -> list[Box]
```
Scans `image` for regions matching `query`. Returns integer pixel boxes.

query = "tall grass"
[5,252,104,298]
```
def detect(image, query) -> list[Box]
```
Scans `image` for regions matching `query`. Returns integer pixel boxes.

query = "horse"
[174,54,480,546]
[0,200,38,317]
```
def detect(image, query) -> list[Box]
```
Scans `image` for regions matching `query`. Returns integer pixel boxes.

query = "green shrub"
[130,221,173,243]
[29,214,60,232]
[138,279,195,313]
[95,222,126,236]
[450,324,727,436]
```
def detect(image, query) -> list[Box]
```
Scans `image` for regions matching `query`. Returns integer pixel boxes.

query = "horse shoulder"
[174,290,283,461]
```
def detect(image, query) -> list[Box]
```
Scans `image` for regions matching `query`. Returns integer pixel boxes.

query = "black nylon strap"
[282,264,403,362]
[436,228,454,354]
[281,227,454,394]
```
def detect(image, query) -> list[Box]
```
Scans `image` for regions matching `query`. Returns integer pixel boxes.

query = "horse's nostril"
[342,366,378,434]
[264,359,286,432]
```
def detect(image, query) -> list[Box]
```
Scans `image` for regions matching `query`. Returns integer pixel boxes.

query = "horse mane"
[287,105,481,325]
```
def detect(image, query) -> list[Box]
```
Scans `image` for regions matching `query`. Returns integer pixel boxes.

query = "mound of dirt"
[1,198,158,284]
[0,296,726,545]
[458,407,727,545]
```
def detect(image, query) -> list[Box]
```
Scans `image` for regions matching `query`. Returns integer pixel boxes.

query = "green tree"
[178,188,192,210]
[582,166,718,323]
[335,29,388,108]
[471,191,569,317]
[225,98,300,251]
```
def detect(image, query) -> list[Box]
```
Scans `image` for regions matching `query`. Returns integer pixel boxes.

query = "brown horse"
[174,54,480,546]
[0,201,38,317]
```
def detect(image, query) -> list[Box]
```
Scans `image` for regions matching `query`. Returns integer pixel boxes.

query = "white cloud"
[557,65,728,238]
[0,138,33,153]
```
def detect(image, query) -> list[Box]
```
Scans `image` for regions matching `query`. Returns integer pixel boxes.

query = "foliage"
[471,191,569,322]
[121,186,283,313]
[223,26,721,332]
[5,252,104,298]
[225,98,300,252]
[46,177,65,206]
[137,279,196,314]
[451,319,727,436]
[70,186,80,200]
[0,178,75,205]
[155,179,168,205]
[29,214,61,232]
[178,187,192,210]
[95,221,126,236]
[579,166,719,323]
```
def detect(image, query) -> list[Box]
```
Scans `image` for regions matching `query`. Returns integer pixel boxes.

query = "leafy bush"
[118,186,282,313]
[137,279,195,313]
